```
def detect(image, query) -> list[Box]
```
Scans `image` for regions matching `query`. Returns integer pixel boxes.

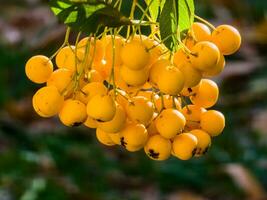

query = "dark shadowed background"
[0,0,267,200]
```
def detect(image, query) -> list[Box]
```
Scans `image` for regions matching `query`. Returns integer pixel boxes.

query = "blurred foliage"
[0,0,267,200]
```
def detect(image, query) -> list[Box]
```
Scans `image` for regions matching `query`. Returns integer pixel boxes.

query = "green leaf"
[49,0,131,34]
[145,0,160,22]
[159,0,195,51]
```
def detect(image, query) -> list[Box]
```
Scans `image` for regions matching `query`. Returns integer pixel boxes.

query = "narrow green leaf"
[145,0,160,22]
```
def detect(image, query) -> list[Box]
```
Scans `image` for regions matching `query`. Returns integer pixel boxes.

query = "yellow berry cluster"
[25,22,241,161]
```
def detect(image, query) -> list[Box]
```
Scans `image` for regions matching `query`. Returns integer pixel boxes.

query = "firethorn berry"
[157,64,185,95]
[144,135,172,161]
[172,133,198,160]
[98,104,126,133]
[180,84,200,97]
[173,49,190,67]
[146,113,158,136]
[155,109,186,139]
[120,65,149,87]
[200,110,225,137]
[203,53,225,77]
[120,123,148,150]
[192,22,211,42]
[126,96,154,126]
[109,89,128,109]
[190,129,211,156]
[88,69,105,83]
[59,99,87,127]
[107,132,121,145]
[96,128,116,146]
[121,39,150,70]
[190,41,220,71]
[47,68,73,94]
[149,59,170,87]
[182,105,207,130]
[87,94,116,122]
[177,61,202,88]
[137,90,157,102]
[211,25,241,55]
[143,38,164,66]
[155,95,181,112]
[25,55,53,84]
[78,82,108,104]
[105,36,125,67]
[183,36,196,50]
[92,59,109,79]
[84,116,98,129]
[56,46,84,72]
[32,86,64,118]
[190,79,219,108]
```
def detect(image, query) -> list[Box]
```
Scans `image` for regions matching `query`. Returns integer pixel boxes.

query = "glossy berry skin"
[87,94,116,122]
[155,109,186,139]
[144,135,172,161]
[96,128,116,146]
[190,129,211,156]
[120,65,149,87]
[211,25,241,55]
[84,116,98,129]
[192,22,211,42]
[105,36,125,67]
[190,79,219,108]
[172,133,198,160]
[59,99,87,127]
[25,55,53,84]
[121,40,150,70]
[200,110,225,137]
[98,104,126,133]
[203,53,225,77]
[149,59,170,87]
[32,86,64,118]
[190,41,220,72]
[182,105,206,130]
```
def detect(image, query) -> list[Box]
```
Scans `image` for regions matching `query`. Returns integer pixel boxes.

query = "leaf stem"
[194,15,216,30]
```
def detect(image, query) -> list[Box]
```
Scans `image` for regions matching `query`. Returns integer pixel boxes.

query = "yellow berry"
[172,133,198,160]
[96,128,116,146]
[98,104,126,133]
[121,40,150,70]
[120,65,149,87]
[190,41,220,71]
[180,85,200,97]
[84,116,98,129]
[87,94,116,122]
[88,69,105,82]
[149,59,170,87]
[211,25,241,55]
[59,99,87,127]
[200,110,225,137]
[190,79,219,108]
[203,53,225,77]
[146,113,158,136]
[157,65,185,95]
[78,82,107,104]
[182,105,206,130]
[47,68,73,94]
[192,22,211,42]
[126,96,154,126]
[107,132,121,145]
[32,86,64,117]
[190,129,211,156]
[144,135,172,161]
[105,36,124,67]
[173,49,190,67]
[143,38,164,66]
[155,109,186,139]
[155,95,181,112]
[25,55,53,84]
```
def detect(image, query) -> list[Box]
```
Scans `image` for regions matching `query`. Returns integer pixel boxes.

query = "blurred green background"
[0,0,267,200]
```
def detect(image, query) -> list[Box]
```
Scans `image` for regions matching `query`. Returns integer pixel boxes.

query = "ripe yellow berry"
[78,82,107,104]
[107,132,121,145]
[87,94,116,122]
[144,135,172,161]
[56,46,84,72]
[180,85,200,97]
[182,105,206,130]
[126,96,154,126]
[172,133,198,160]
[109,89,128,109]
[137,90,157,102]
[121,40,150,70]
[32,86,64,118]
[192,22,211,42]
[155,95,181,112]
[88,69,104,82]
[183,36,196,50]
[149,59,170,87]
[190,41,220,71]
[47,68,73,94]
[120,123,148,149]
[96,128,116,146]
[155,109,186,139]
[177,61,202,88]
[203,53,225,77]
[200,110,225,137]
[25,55,53,84]
[146,113,158,136]
[59,99,87,127]
[157,65,185,95]
[120,65,149,87]
[84,116,98,129]
[105,36,125,67]
[173,49,190,67]
[211,25,241,55]
[143,38,164,66]
[98,104,126,133]
[190,129,211,156]
[190,79,219,108]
